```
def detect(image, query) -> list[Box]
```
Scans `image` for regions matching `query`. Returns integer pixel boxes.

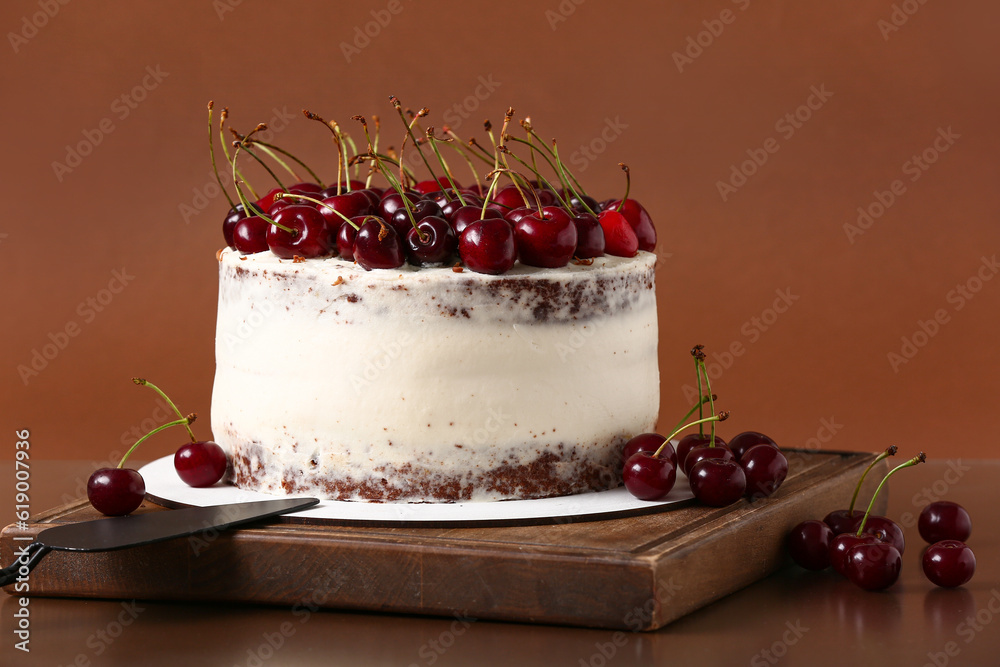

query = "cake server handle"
[0,542,51,587]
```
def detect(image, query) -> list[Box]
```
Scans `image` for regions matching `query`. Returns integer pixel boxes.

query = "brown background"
[1,0,997,463]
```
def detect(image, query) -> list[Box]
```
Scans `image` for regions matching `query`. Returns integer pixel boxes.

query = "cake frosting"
[211,248,659,502]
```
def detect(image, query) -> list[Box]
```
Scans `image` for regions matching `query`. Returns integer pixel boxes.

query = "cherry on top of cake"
[207,99,657,275]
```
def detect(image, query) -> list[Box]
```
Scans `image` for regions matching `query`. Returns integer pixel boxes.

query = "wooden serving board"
[1,450,886,631]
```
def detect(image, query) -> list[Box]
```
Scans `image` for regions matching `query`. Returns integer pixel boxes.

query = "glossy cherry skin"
[846,542,902,590]
[599,209,639,257]
[824,509,865,535]
[567,192,600,214]
[677,434,727,474]
[378,191,421,221]
[514,207,577,268]
[623,452,677,501]
[922,540,976,588]
[729,431,779,462]
[688,459,746,507]
[829,531,881,576]
[87,468,145,516]
[440,193,480,221]
[606,198,656,252]
[353,219,405,270]
[459,218,517,275]
[318,191,373,228]
[288,181,324,196]
[919,501,972,544]
[787,519,834,570]
[223,203,251,248]
[861,516,905,555]
[266,205,335,259]
[504,206,536,226]
[405,216,458,266]
[621,433,676,470]
[451,206,503,236]
[174,441,228,487]
[256,187,288,213]
[487,184,531,213]
[232,216,270,255]
[740,444,789,499]
[390,199,443,240]
[337,219,363,261]
[572,212,605,258]
[683,444,735,476]
[415,177,458,195]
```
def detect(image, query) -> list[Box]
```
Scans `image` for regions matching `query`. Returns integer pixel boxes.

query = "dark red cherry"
[318,191,373,227]
[87,467,145,516]
[740,444,788,499]
[337,219,362,261]
[266,205,335,259]
[919,501,972,544]
[606,198,656,251]
[440,193,480,221]
[451,206,503,236]
[174,441,228,488]
[405,216,458,266]
[459,218,517,275]
[846,542,902,590]
[390,199,443,239]
[288,182,324,196]
[414,177,457,195]
[568,192,600,214]
[514,208,577,269]
[683,444,734,476]
[223,203,251,248]
[824,509,865,535]
[787,519,834,570]
[572,212,605,258]
[677,434,726,473]
[504,206,536,226]
[487,184,530,212]
[353,218,405,270]
[688,459,746,507]
[357,188,382,209]
[829,531,881,576]
[623,452,677,501]
[232,216,270,255]
[621,433,676,470]
[922,540,976,588]
[256,187,288,213]
[268,196,308,216]
[729,431,779,462]
[378,191,421,221]
[862,516,905,555]
[599,209,639,257]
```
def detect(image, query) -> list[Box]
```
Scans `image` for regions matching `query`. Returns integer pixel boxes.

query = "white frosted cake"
[211,248,659,502]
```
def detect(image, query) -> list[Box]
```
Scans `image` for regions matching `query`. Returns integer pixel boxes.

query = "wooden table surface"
[1,460,997,666]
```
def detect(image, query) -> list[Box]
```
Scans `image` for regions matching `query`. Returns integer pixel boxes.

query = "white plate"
[139,455,693,526]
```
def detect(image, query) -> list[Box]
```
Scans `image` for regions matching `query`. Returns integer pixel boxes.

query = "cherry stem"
[342,133,361,180]
[276,193,359,231]
[331,121,351,193]
[231,127,287,191]
[248,141,300,182]
[653,413,730,459]
[207,102,236,209]
[551,140,597,216]
[231,143,291,234]
[693,346,705,435]
[487,166,542,215]
[251,140,324,187]
[505,136,569,192]
[443,128,484,193]
[496,108,528,208]
[118,414,196,469]
[466,137,498,166]
[521,122,590,199]
[220,107,258,200]
[425,128,466,206]
[696,357,717,446]
[131,378,196,443]
[499,146,573,211]
[667,394,717,444]
[302,110,346,195]
[848,445,898,513]
[855,452,926,537]
[615,163,630,213]
[391,98,441,193]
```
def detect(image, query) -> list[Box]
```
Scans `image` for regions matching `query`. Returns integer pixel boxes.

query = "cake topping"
[207,99,659,274]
